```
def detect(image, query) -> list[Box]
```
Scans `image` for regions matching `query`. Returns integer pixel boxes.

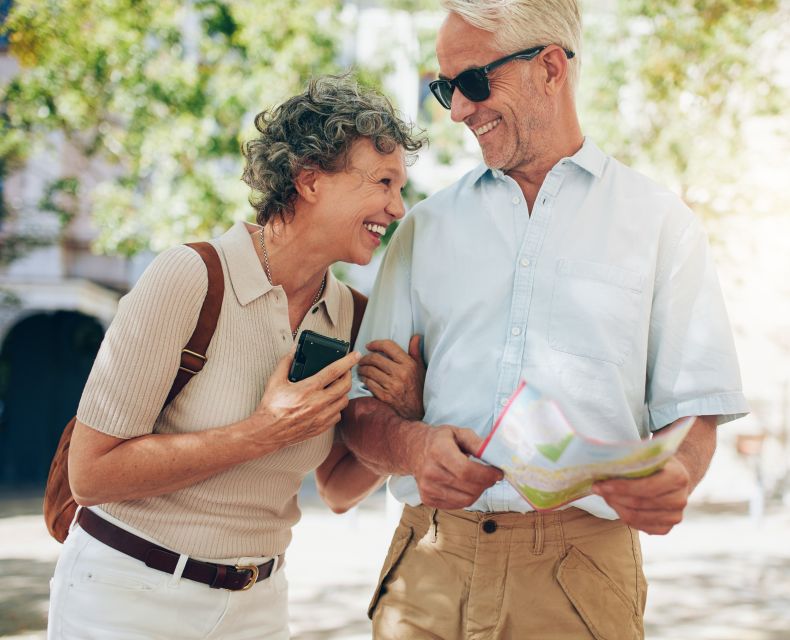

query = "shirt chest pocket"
[548,258,644,366]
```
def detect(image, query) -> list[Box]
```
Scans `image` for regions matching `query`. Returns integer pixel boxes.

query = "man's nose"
[450,89,476,123]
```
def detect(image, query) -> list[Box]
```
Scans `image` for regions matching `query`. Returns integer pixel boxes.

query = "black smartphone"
[288,330,350,382]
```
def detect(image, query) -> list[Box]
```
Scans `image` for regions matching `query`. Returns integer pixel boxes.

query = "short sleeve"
[76,245,209,438]
[646,216,749,429]
[350,215,417,399]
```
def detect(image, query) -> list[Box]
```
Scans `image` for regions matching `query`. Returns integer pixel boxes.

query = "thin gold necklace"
[259,230,326,339]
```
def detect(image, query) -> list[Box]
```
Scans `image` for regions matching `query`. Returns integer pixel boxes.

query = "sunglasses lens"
[456,70,490,102]
[429,80,454,109]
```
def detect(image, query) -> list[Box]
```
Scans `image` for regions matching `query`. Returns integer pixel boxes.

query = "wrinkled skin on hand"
[593,457,692,535]
[359,335,426,420]
[411,425,503,510]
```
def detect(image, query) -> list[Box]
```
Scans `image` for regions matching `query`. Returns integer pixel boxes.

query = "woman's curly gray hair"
[242,75,427,226]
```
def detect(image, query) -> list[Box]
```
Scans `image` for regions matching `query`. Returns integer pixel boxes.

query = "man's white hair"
[440,0,582,92]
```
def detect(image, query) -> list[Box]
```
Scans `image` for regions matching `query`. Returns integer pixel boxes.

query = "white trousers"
[47,523,290,639]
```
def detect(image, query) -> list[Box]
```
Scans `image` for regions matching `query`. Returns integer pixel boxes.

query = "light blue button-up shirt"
[351,139,749,517]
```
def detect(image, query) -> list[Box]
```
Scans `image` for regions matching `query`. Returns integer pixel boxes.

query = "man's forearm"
[674,415,717,491]
[340,397,428,476]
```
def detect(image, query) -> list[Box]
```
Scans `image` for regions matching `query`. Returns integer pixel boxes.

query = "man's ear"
[294,167,321,203]
[540,45,570,96]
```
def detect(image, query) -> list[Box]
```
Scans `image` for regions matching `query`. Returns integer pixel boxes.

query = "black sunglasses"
[429,45,576,109]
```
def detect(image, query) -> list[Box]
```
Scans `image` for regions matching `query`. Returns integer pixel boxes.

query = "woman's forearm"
[69,416,284,506]
[315,443,385,513]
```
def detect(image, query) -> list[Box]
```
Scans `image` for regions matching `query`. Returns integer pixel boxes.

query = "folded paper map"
[477,382,696,510]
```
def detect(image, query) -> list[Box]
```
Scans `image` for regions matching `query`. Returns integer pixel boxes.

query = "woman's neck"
[256,219,329,302]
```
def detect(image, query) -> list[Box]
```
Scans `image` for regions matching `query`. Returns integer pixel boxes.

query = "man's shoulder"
[410,164,486,218]
[603,155,694,222]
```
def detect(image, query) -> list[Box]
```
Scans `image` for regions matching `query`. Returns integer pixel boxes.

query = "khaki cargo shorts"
[369,505,647,640]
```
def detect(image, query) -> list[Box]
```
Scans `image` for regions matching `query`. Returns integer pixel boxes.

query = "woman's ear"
[294,167,321,203]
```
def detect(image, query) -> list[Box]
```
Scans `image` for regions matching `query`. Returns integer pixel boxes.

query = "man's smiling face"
[435,12,552,173]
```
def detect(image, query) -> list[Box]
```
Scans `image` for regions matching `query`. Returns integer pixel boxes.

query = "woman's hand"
[251,348,361,450]
[358,335,426,420]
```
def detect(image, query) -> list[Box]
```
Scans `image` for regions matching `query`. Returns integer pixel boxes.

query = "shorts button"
[482,519,497,534]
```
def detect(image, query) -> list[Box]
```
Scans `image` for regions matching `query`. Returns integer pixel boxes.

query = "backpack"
[43,241,367,542]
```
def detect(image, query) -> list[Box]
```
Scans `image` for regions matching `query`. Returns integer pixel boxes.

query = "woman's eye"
[380,178,391,186]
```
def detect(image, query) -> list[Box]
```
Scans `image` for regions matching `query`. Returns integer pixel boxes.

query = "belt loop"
[70,505,83,534]
[429,508,439,543]
[556,511,567,555]
[168,553,189,587]
[533,511,544,555]
[210,564,228,589]
[271,554,280,574]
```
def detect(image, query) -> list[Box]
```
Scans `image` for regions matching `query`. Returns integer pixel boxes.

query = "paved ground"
[1,489,788,639]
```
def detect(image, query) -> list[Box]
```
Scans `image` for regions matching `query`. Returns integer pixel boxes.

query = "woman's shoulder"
[126,244,210,307]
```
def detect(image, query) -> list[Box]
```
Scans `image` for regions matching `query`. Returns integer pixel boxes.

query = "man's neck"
[506,134,584,212]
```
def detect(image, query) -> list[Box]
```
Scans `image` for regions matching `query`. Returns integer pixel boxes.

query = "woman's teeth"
[474,118,501,137]
[364,223,387,236]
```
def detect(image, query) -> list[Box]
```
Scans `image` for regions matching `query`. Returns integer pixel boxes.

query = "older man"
[343,1,748,638]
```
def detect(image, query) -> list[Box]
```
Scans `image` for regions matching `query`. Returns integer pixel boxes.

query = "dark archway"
[0,311,104,488]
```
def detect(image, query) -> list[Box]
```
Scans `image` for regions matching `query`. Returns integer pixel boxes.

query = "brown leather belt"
[76,508,281,591]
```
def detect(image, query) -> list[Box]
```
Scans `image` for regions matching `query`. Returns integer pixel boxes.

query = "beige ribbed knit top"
[77,221,354,559]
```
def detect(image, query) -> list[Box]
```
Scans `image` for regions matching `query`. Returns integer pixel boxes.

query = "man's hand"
[359,335,426,420]
[411,426,503,509]
[592,416,717,535]
[592,457,692,535]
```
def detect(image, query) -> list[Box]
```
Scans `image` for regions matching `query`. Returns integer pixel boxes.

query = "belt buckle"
[234,564,259,591]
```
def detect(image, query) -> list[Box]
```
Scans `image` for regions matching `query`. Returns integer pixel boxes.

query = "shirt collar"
[218,221,341,327]
[565,137,606,178]
[472,137,607,185]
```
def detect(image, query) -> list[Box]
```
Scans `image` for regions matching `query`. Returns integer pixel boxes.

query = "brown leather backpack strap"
[164,242,225,406]
[348,286,368,348]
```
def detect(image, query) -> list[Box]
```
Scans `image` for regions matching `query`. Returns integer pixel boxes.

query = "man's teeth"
[473,118,501,136]
[364,223,387,236]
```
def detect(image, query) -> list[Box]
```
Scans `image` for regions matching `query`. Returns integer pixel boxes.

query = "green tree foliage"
[1,0,343,255]
[1,0,786,259]
[578,0,786,217]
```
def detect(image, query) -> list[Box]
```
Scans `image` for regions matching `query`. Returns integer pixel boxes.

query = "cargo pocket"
[556,546,643,640]
[367,524,414,620]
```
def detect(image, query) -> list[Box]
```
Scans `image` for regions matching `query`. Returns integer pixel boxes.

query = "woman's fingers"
[308,351,361,389]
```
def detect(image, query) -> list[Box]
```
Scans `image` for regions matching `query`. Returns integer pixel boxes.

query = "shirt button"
[511,196,521,205]
[482,519,497,534]
[520,258,530,267]
[311,307,319,314]
[499,398,508,407]
[511,327,521,336]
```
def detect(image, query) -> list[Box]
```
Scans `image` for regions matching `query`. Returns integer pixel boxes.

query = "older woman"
[47,75,426,639]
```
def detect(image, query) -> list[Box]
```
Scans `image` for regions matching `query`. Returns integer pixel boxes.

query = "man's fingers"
[595,468,687,500]
[453,428,486,457]
[357,364,391,388]
[610,506,684,535]
[408,335,424,366]
[364,378,391,403]
[366,340,411,365]
[309,351,361,388]
[598,486,688,511]
[437,450,503,489]
[359,351,400,376]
